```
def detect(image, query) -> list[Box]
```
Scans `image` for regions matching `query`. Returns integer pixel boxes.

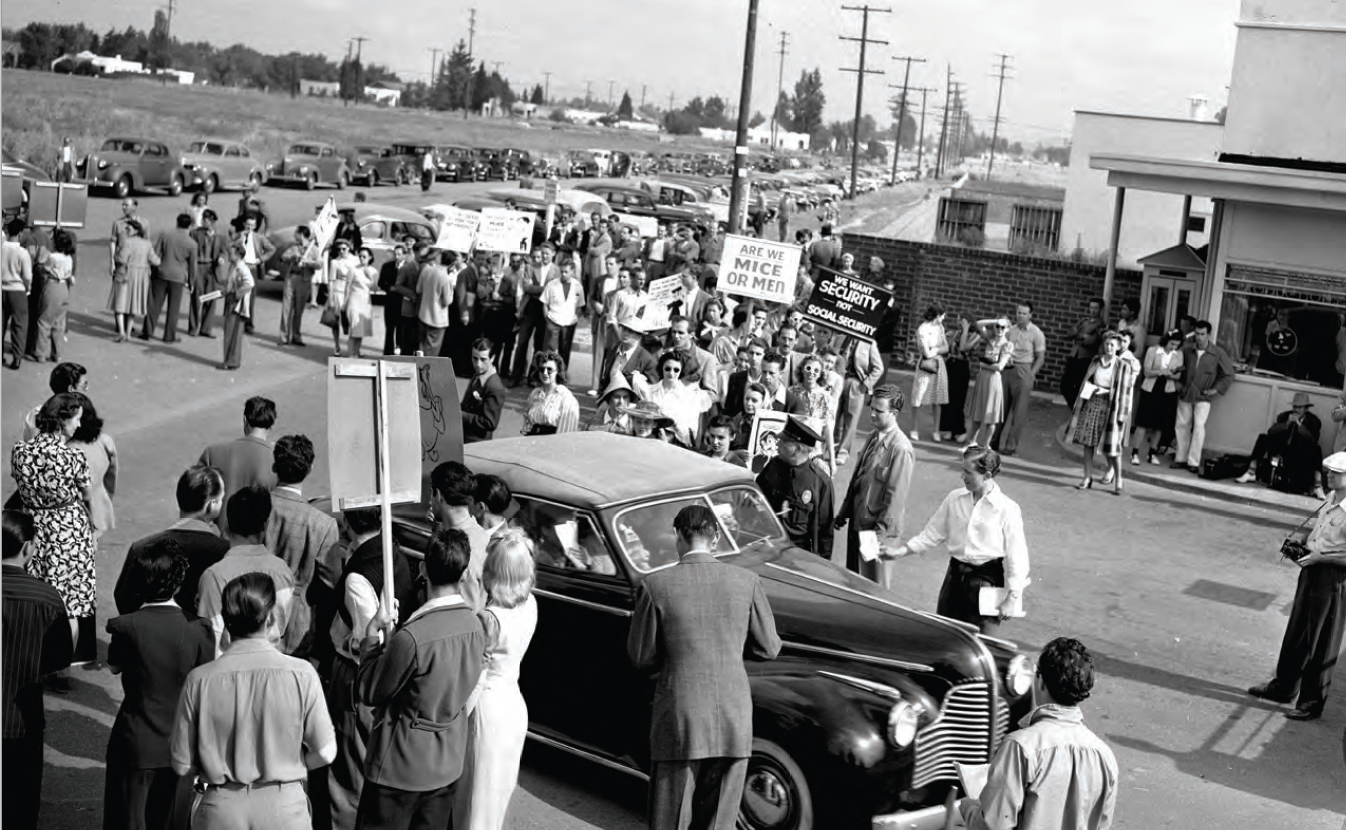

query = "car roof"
[333,203,431,224]
[465,434,755,509]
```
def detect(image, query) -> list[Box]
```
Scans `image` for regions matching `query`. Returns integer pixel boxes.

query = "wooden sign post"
[328,358,424,616]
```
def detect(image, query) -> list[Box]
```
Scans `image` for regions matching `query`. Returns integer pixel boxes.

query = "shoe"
[1100,471,1115,485]
[1169,461,1189,470]
[1076,477,1093,490]
[931,433,943,443]
[1247,682,1295,704]
[1284,706,1322,721]
[1148,452,1159,466]
[910,431,920,441]
[1235,471,1256,484]
[46,673,71,694]
[1187,464,1200,474]
[291,339,305,346]
[1112,483,1124,496]
[1130,452,1140,466]
[954,433,968,443]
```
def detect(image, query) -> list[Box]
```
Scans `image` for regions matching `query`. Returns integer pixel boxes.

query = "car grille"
[911,681,996,789]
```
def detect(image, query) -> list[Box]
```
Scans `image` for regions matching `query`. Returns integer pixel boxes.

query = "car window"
[614,495,740,574]
[707,487,785,550]
[288,145,319,156]
[225,146,241,157]
[513,498,618,576]
[360,220,387,240]
[391,221,434,242]
[321,147,334,158]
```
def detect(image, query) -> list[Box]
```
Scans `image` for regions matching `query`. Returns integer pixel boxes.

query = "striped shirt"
[2,565,73,738]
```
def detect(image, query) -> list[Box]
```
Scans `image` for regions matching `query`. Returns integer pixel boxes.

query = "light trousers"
[1173,399,1212,466]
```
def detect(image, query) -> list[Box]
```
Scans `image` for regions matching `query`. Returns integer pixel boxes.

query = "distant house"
[50,51,146,74]
[697,125,811,151]
[299,78,341,97]
[365,81,403,107]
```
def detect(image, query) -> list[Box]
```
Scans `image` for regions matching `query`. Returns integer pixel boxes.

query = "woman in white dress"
[344,247,377,357]
[639,351,714,448]
[911,302,950,442]
[325,239,360,356]
[458,529,539,830]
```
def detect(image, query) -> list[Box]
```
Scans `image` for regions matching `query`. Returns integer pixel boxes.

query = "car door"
[144,143,170,186]
[511,495,651,768]
[224,145,245,185]
[319,146,338,179]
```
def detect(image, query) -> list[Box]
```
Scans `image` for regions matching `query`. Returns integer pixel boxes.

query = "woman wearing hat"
[963,317,1014,448]
[587,372,640,433]
[1248,450,1346,720]
[621,400,679,444]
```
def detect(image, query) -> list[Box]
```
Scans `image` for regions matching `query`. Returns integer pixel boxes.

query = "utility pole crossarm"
[839,4,892,203]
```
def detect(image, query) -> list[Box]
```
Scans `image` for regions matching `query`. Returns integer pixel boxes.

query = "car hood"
[726,542,993,687]
[181,152,224,166]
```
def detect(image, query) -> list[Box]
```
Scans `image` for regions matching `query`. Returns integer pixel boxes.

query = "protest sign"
[311,196,339,251]
[429,205,481,251]
[717,234,800,305]
[477,208,536,253]
[802,267,893,342]
[641,274,683,330]
[747,410,789,474]
[613,212,659,239]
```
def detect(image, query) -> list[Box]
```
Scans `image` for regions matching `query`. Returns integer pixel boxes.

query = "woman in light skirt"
[108,220,158,342]
[964,317,1013,447]
[911,302,950,442]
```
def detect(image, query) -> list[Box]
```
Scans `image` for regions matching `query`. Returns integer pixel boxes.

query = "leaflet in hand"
[197,290,223,302]
[956,762,991,799]
[978,587,1025,617]
[858,530,880,562]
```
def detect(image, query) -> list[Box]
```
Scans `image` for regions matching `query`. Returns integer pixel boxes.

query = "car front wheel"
[167,175,183,197]
[740,738,814,830]
[304,173,317,191]
[204,174,219,194]
[337,171,349,189]
[114,174,133,199]
[368,169,380,187]
[249,171,264,189]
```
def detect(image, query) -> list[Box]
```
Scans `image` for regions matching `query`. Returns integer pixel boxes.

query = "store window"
[1217,264,1346,388]
[937,198,987,246]
[1009,205,1062,251]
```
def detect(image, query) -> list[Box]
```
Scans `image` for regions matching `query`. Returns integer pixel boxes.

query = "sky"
[3,0,1242,144]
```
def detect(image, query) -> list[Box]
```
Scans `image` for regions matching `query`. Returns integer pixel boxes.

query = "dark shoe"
[291,339,306,346]
[23,353,40,362]
[1187,464,1200,473]
[200,333,216,339]
[1285,705,1323,721]
[1247,682,1295,704]
[1000,449,1016,457]
[1169,461,1189,470]
[46,673,71,694]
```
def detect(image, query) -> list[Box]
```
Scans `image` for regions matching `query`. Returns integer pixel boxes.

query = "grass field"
[1,69,732,176]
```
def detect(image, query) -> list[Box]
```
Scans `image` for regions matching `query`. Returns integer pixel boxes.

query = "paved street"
[3,186,1344,829]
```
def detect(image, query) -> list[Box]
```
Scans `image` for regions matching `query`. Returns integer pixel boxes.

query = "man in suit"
[627,505,781,830]
[197,396,278,535]
[666,315,719,393]
[674,266,709,323]
[3,509,74,830]
[461,338,506,443]
[510,245,558,387]
[469,254,519,373]
[836,384,914,587]
[230,214,275,333]
[265,434,339,656]
[189,209,229,338]
[718,337,769,418]
[355,528,485,830]
[603,320,658,391]
[1170,320,1235,473]
[143,212,198,343]
[835,338,886,465]
[808,224,839,277]
[115,466,229,616]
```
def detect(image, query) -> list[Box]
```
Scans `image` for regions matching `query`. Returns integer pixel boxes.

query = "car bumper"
[267,172,313,184]
[872,803,954,830]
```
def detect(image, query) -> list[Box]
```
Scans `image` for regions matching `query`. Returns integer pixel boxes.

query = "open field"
[0,69,744,175]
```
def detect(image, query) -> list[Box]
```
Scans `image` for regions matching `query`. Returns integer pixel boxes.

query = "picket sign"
[718,234,800,305]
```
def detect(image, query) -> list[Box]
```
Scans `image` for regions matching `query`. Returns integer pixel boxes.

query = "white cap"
[1324,452,1346,474]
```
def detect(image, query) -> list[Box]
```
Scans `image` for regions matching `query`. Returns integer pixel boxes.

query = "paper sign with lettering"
[802,267,893,343]
[429,205,481,251]
[640,274,684,331]
[613,212,659,239]
[719,234,800,305]
[311,196,339,251]
[477,208,535,253]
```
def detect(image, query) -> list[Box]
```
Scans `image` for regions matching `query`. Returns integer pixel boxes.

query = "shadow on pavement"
[518,740,647,827]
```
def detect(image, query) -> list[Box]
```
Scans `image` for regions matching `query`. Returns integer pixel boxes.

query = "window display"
[1217,264,1346,389]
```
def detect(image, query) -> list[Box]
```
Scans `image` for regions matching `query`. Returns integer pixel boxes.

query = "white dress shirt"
[905,479,1031,592]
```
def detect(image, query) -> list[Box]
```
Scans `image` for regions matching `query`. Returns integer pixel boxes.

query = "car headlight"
[888,700,920,748]
[265,162,275,171]
[1006,654,1034,697]
[97,160,109,169]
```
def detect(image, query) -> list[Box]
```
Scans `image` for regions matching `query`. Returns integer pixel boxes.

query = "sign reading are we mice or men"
[718,234,800,305]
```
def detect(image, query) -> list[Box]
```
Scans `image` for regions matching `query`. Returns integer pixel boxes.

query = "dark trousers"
[993,364,1034,453]
[143,278,185,342]
[936,557,1005,635]
[544,319,576,368]
[32,279,69,361]
[478,306,516,373]
[1060,355,1091,408]
[1250,427,1323,494]
[354,779,458,830]
[382,303,403,355]
[189,265,219,336]
[102,762,194,830]
[511,308,546,380]
[942,358,971,435]
[844,524,890,588]
[3,289,28,365]
[835,377,867,457]
[1271,564,1346,711]
[649,757,748,830]
[3,733,44,830]
[279,272,310,344]
[221,298,246,369]
[397,312,420,357]
[328,656,373,830]
[24,270,45,356]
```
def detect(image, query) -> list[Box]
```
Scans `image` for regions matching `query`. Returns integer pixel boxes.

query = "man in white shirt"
[994,302,1047,456]
[3,223,33,370]
[416,250,457,356]
[540,259,585,367]
[888,445,1029,634]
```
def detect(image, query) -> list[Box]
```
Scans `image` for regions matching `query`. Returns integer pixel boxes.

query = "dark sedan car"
[566,151,601,178]
[436,146,486,182]
[346,145,408,187]
[390,435,1034,830]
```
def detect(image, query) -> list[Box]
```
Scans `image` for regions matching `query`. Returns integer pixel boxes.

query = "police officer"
[756,416,834,557]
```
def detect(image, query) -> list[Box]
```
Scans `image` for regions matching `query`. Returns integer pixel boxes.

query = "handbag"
[320,305,339,328]
[918,357,939,373]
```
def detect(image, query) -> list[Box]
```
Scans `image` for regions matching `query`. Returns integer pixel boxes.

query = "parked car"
[436,146,486,182]
[76,137,188,198]
[384,434,1033,830]
[571,182,705,226]
[180,139,265,194]
[497,148,534,176]
[2,149,52,224]
[263,202,435,289]
[566,150,601,178]
[390,141,437,173]
[641,179,727,226]
[484,187,615,221]
[474,148,517,181]
[264,141,351,190]
[346,145,408,187]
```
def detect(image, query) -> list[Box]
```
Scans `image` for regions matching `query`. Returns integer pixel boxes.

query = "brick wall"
[842,234,1143,392]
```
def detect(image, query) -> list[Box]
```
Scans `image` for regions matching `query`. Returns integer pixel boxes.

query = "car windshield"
[287,145,322,156]
[614,486,783,574]
[188,142,225,155]
[101,139,143,153]
[354,146,380,155]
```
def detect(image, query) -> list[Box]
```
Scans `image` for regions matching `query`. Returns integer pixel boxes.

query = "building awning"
[1090,153,1346,213]
[1137,243,1206,271]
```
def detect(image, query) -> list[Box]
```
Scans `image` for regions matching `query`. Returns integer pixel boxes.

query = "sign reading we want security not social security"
[803,267,892,343]
[718,235,801,305]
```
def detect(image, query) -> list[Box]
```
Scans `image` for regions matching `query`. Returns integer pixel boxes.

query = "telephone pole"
[770,31,789,149]
[428,48,442,86]
[542,71,552,103]
[641,84,647,110]
[986,53,1014,179]
[608,79,616,110]
[668,91,675,113]
[935,66,953,177]
[840,5,890,202]
[584,80,593,108]
[491,61,504,73]
[467,8,477,56]
[727,0,761,235]
[888,55,925,184]
[952,85,968,167]
[915,86,933,173]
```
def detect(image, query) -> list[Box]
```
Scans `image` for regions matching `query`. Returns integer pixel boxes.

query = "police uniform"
[756,417,835,557]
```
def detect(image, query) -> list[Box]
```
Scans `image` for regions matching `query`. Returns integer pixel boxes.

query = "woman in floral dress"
[788,353,838,471]
[11,392,96,665]
[964,317,1014,448]
[911,302,951,442]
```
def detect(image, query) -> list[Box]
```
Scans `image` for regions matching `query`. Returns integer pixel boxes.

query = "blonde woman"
[964,318,1013,448]
[456,529,538,830]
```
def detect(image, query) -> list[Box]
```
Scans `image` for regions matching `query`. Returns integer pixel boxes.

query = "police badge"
[801,490,812,504]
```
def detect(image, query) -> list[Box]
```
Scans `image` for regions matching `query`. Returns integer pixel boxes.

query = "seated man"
[1236,392,1324,497]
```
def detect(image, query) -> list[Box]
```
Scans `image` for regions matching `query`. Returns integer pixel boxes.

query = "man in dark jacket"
[143,213,198,342]
[756,417,835,557]
[355,528,484,830]
[627,505,781,830]
[461,338,506,443]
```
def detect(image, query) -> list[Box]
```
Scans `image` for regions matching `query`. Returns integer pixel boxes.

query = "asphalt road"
[4,183,1344,830]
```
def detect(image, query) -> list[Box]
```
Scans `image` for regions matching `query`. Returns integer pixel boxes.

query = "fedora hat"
[1291,392,1314,408]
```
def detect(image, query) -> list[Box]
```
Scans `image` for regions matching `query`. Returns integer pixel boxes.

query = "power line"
[888,55,925,184]
[839,5,890,201]
[986,53,1014,179]
[770,31,789,149]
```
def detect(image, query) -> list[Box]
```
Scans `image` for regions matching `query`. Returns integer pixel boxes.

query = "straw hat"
[596,372,640,407]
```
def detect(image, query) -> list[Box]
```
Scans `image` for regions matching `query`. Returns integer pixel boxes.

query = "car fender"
[748,667,939,772]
